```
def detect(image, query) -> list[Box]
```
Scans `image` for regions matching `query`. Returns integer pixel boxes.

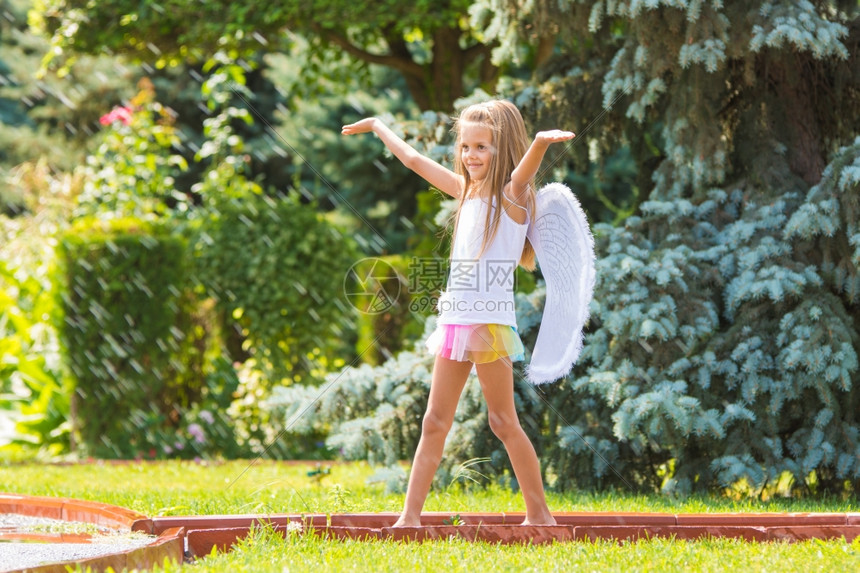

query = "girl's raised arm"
[509,129,575,202]
[342,118,462,198]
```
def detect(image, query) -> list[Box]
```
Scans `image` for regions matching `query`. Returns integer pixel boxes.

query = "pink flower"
[188,423,206,444]
[99,106,133,126]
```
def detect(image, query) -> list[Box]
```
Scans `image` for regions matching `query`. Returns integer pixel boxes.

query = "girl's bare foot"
[521,513,557,526]
[392,514,421,528]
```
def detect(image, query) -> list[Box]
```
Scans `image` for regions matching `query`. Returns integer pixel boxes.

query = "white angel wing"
[525,183,596,385]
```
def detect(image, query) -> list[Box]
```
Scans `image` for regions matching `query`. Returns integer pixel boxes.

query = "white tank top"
[437,196,529,326]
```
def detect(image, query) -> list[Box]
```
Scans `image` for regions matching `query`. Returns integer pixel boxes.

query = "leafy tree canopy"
[34,0,498,110]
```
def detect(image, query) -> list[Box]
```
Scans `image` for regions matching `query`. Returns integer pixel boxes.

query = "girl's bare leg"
[475,358,556,525]
[393,355,472,527]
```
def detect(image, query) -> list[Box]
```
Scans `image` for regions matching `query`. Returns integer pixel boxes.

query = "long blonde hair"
[451,100,536,271]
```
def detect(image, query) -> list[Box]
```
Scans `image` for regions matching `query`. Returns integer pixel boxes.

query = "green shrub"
[55,216,203,458]
[0,258,71,456]
[76,83,188,220]
[192,190,360,386]
[0,159,88,457]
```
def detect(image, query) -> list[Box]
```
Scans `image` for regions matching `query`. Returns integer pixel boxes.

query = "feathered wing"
[524,183,596,385]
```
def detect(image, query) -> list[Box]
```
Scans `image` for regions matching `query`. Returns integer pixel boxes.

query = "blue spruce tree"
[278,0,860,496]
[478,0,860,494]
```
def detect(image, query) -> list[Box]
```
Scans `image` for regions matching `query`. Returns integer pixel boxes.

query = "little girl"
[342,100,574,527]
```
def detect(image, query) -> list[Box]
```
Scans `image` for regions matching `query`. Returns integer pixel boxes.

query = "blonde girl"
[342,100,574,526]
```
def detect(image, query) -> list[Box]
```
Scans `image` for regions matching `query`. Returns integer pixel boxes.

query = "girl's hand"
[510,129,576,189]
[535,129,576,144]
[342,118,378,136]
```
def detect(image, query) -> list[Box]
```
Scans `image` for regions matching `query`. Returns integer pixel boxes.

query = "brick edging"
[155,511,860,554]
[5,492,860,567]
[9,527,185,573]
[0,492,153,532]
[0,493,179,573]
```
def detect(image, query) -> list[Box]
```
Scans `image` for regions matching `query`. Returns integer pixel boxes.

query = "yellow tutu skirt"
[425,323,525,364]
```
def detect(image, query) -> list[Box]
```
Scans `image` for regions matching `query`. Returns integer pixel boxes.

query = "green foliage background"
[55,217,199,458]
[2,0,859,499]
[192,190,360,384]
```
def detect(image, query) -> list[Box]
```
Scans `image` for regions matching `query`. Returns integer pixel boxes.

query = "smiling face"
[458,123,495,187]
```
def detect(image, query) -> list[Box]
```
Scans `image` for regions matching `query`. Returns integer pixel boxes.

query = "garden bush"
[0,258,71,456]
[54,216,204,458]
[191,188,360,386]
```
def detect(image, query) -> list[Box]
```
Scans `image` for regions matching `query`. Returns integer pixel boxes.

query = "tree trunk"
[340,25,497,112]
[428,26,465,112]
[770,57,826,186]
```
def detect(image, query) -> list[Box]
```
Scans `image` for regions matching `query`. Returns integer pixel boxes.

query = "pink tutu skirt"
[425,323,525,364]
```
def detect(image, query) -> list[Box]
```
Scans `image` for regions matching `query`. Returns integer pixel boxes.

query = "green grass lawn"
[1,460,859,572]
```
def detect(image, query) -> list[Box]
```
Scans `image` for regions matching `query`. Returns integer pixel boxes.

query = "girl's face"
[459,123,494,185]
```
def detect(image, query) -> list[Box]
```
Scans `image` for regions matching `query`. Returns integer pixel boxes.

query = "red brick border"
[16,527,185,573]
[152,510,860,555]
[4,492,860,571]
[0,493,180,573]
[0,493,152,533]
